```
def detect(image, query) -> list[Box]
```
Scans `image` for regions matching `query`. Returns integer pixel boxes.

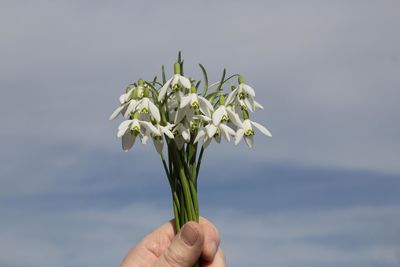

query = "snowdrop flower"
[226,75,256,112]
[109,86,136,120]
[173,122,191,150]
[174,87,214,123]
[235,110,272,148]
[117,113,159,151]
[158,62,191,102]
[212,95,243,128]
[152,123,175,154]
[194,113,236,148]
[135,94,161,122]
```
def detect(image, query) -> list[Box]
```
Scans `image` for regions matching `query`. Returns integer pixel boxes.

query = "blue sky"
[1,1,400,266]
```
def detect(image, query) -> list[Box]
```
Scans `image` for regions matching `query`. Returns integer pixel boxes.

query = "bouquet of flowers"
[109,52,271,251]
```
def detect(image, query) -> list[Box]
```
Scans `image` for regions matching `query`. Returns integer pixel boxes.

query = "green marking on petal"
[191,101,199,109]
[130,125,140,135]
[222,114,229,122]
[244,129,254,136]
[140,107,149,114]
[172,84,181,92]
[239,92,246,100]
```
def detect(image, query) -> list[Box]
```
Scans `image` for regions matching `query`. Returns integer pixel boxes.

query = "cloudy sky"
[1,1,400,267]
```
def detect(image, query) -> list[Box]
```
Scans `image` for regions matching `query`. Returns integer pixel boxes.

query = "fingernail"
[180,223,199,246]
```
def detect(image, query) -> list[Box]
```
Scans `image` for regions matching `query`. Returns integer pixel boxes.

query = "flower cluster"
[110,60,272,154]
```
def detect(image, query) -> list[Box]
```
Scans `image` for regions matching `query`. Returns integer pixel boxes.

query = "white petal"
[172,74,180,86]
[109,105,124,120]
[226,108,243,128]
[198,97,212,117]
[244,97,254,112]
[118,120,132,132]
[219,123,235,141]
[153,138,164,154]
[212,106,225,125]
[180,95,191,108]
[225,88,238,105]
[251,121,272,137]
[124,100,137,118]
[119,94,126,104]
[254,100,264,110]
[179,75,191,89]
[194,114,212,122]
[140,121,159,135]
[244,135,254,148]
[243,84,255,97]
[235,129,244,145]
[198,96,213,111]
[148,101,161,122]
[206,124,217,138]
[194,129,206,143]
[203,137,212,149]
[122,133,135,151]
[141,134,148,144]
[162,126,175,139]
[158,77,172,102]
[182,127,191,142]
[174,106,187,124]
[243,119,252,131]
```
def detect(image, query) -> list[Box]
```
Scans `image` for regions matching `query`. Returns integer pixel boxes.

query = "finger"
[153,222,205,267]
[198,217,220,262]
[120,221,176,266]
[202,248,226,267]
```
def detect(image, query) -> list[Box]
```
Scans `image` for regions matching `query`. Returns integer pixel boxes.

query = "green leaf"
[161,65,166,84]
[195,80,201,89]
[199,64,209,96]
[216,68,226,92]
[178,51,182,63]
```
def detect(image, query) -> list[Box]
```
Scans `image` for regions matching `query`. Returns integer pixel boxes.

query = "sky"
[1,1,400,267]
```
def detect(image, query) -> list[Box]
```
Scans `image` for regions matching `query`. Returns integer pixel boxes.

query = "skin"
[120,217,226,267]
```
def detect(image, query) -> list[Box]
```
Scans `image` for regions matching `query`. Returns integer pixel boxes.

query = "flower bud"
[138,79,144,86]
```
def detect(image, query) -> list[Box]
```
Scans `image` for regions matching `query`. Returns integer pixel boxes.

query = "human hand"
[120,217,225,267]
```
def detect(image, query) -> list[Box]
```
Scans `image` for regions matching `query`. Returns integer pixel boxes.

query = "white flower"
[135,97,161,122]
[174,91,214,123]
[173,122,191,150]
[158,63,191,102]
[226,76,256,112]
[152,123,175,154]
[235,119,272,148]
[109,87,135,120]
[213,104,243,128]
[194,114,236,148]
[117,117,159,151]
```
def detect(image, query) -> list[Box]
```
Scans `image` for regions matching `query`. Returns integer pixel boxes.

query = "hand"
[120,217,226,267]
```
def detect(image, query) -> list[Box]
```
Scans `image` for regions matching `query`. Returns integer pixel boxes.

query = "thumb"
[154,222,204,267]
